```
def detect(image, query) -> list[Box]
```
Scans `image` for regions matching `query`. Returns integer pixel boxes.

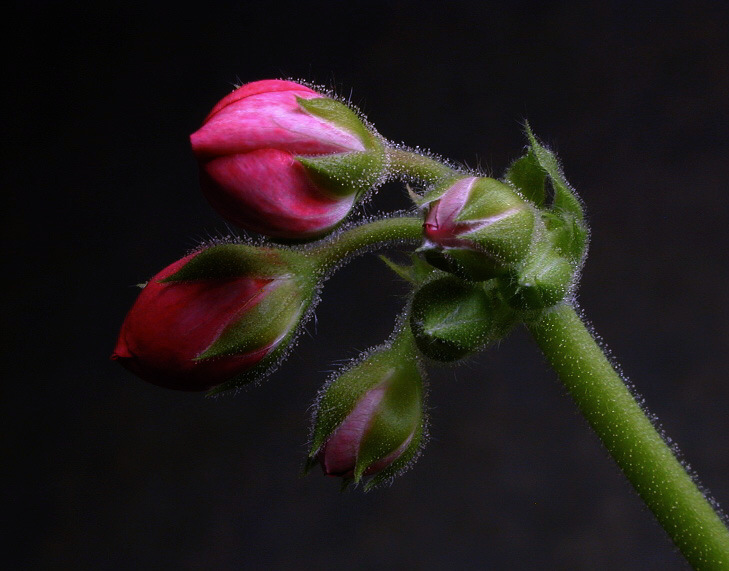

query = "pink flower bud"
[191,79,384,240]
[308,334,424,488]
[424,177,526,248]
[111,246,312,391]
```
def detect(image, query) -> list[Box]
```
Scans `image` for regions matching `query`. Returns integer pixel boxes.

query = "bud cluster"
[113,80,588,489]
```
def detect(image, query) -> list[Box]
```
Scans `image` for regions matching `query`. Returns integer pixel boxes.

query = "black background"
[7,1,729,569]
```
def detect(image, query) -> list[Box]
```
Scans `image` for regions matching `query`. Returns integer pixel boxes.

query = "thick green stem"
[528,304,729,570]
[387,147,459,185]
[308,216,423,274]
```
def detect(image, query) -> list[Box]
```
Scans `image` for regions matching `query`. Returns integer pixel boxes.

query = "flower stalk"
[307,215,424,274]
[528,304,729,570]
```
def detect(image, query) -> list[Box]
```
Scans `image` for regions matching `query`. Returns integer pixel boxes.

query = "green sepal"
[465,207,536,265]
[353,350,423,482]
[504,150,546,207]
[302,454,319,476]
[457,178,536,265]
[296,96,376,148]
[162,244,295,283]
[498,240,573,310]
[196,276,311,360]
[407,184,428,207]
[410,276,497,362]
[297,150,384,199]
[524,123,584,220]
[204,278,317,395]
[420,246,504,282]
[364,417,424,491]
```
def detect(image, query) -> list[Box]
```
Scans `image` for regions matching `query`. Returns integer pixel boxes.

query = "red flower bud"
[191,79,385,240]
[112,245,313,392]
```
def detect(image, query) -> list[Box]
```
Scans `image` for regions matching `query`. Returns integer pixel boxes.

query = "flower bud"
[420,176,536,281]
[308,332,425,489]
[191,79,386,240]
[111,244,315,392]
[498,238,574,310]
[410,276,513,362]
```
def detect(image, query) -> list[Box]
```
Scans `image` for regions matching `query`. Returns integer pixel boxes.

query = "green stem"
[308,216,423,274]
[386,147,460,185]
[528,303,729,570]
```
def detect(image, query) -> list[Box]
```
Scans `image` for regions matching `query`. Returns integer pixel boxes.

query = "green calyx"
[309,329,424,487]
[457,178,536,265]
[355,351,422,484]
[498,239,574,311]
[197,275,310,361]
[297,150,385,199]
[296,96,376,147]
[410,276,512,362]
[296,96,386,199]
[162,243,311,283]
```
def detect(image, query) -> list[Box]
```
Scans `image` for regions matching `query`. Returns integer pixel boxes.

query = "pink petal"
[200,149,355,239]
[205,80,316,120]
[192,91,365,158]
[320,384,388,477]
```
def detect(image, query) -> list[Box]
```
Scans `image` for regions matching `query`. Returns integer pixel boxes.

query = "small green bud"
[410,276,498,362]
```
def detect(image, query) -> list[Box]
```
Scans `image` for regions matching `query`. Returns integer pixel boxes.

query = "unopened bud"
[112,244,316,392]
[191,79,385,240]
[308,331,425,489]
[498,239,574,310]
[410,276,511,362]
[420,177,535,281]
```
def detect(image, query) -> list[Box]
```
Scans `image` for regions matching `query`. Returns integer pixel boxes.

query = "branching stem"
[308,215,424,274]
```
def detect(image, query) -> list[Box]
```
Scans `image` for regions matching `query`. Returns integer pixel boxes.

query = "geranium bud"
[498,238,574,310]
[308,331,425,489]
[420,176,536,281]
[111,244,316,392]
[410,276,513,362]
[191,79,386,240]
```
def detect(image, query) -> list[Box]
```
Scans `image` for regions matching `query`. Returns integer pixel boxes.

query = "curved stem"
[308,215,424,274]
[528,304,729,570]
[386,147,460,185]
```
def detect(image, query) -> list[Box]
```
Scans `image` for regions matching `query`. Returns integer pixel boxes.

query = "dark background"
[6,1,729,569]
